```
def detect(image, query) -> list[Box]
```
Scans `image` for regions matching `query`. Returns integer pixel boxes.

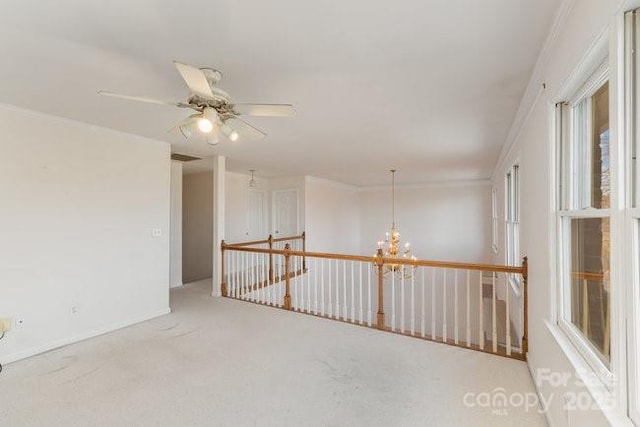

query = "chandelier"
[248,169,257,188]
[376,169,417,278]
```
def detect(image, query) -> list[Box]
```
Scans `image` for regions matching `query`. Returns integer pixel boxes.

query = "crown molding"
[359,179,491,192]
[304,175,361,191]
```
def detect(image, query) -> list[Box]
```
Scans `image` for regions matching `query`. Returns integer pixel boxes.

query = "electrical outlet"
[152,228,162,237]
[70,302,79,315]
[0,317,12,332]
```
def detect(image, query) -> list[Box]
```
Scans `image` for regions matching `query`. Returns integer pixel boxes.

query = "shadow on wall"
[182,171,213,283]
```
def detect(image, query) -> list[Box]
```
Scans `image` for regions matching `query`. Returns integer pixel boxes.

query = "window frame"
[505,164,522,293]
[555,63,614,388]
[626,8,640,423]
[491,187,499,254]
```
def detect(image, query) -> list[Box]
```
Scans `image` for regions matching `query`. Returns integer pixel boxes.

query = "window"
[556,72,611,373]
[505,165,520,267]
[491,188,498,253]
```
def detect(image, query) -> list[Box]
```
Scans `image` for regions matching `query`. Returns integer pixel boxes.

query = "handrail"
[220,237,528,361]
[221,244,525,274]
[225,232,305,247]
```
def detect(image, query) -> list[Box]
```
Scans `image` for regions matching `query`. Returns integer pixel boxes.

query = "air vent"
[171,153,201,162]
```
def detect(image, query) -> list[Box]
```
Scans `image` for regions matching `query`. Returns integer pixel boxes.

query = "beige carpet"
[0,280,546,427]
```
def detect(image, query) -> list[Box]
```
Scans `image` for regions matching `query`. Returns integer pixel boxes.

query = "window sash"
[558,214,612,382]
[556,74,612,383]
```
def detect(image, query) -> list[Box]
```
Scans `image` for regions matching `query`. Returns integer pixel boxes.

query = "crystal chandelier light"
[376,169,417,278]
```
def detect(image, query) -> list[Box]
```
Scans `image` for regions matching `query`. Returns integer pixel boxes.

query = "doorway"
[182,171,213,284]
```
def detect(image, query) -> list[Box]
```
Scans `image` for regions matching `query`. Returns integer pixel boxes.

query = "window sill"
[544,321,633,426]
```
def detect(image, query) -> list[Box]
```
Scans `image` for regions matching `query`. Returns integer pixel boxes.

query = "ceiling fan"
[98,61,295,145]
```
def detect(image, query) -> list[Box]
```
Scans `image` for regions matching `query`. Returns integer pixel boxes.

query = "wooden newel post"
[284,243,292,310]
[268,234,274,284]
[302,231,307,272]
[522,256,529,357]
[375,248,385,329]
[220,240,227,297]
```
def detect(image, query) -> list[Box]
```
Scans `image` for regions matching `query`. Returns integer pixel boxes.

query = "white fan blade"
[232,103,295,117]
[173,61,215,99]
[225,117,266,140]
[98,90,189,107]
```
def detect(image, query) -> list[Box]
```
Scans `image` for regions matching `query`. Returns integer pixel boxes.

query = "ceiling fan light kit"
[98,61,295,146]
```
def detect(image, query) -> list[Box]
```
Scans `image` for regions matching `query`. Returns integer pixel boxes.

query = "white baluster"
[327,259,332,317]
[314,257,319,315]
[443,269,447,342]
[454,269,459,345]
[466,270,471,347]
[358,263,363,325]
[492,272,497,353]
[276,260,281,306]
[263,252,267,304]
[505,272,511,356]
[431,268,436,340]
[307,257,311,313]
[400,267,405,333]
[479,271,484,349]
[230,250,234,298]
[267,254,272,305]
[241,252,246,300]
[294,256,299,311]
[235,251,239,299]
[343,259,348,320]
[299,255,304,312]
[246,251,250,301]
[367,264,372,326]
[411,268,415,336]
[336,259,341,320]
[391,269,396,332]
[421,268,426,338]
[350,261,355,322]
[252,252,257,301]
[258,252,264,304]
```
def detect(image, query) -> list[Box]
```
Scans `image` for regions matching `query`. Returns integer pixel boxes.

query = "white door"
[247,189,267,239]
[272,189,298,237]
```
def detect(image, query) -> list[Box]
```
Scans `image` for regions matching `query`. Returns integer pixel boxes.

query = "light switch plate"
[152,228,162,237]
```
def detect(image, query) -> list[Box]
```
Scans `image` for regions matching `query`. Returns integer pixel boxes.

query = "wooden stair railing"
[220,232,306,297]
[221,239,528,361]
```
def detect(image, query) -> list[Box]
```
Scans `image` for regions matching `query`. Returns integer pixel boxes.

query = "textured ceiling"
[0,0,560,185]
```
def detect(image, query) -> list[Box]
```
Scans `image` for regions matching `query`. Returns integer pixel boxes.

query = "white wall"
[223,173,306,244]
[0,105,171,364]
[170,161,183,288]
[359,183,492,263]
[304,176,360,254]
[492,1,628,425]
[182,171,213,283]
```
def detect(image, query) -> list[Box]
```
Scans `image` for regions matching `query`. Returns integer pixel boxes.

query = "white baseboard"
[1,307,171,365]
